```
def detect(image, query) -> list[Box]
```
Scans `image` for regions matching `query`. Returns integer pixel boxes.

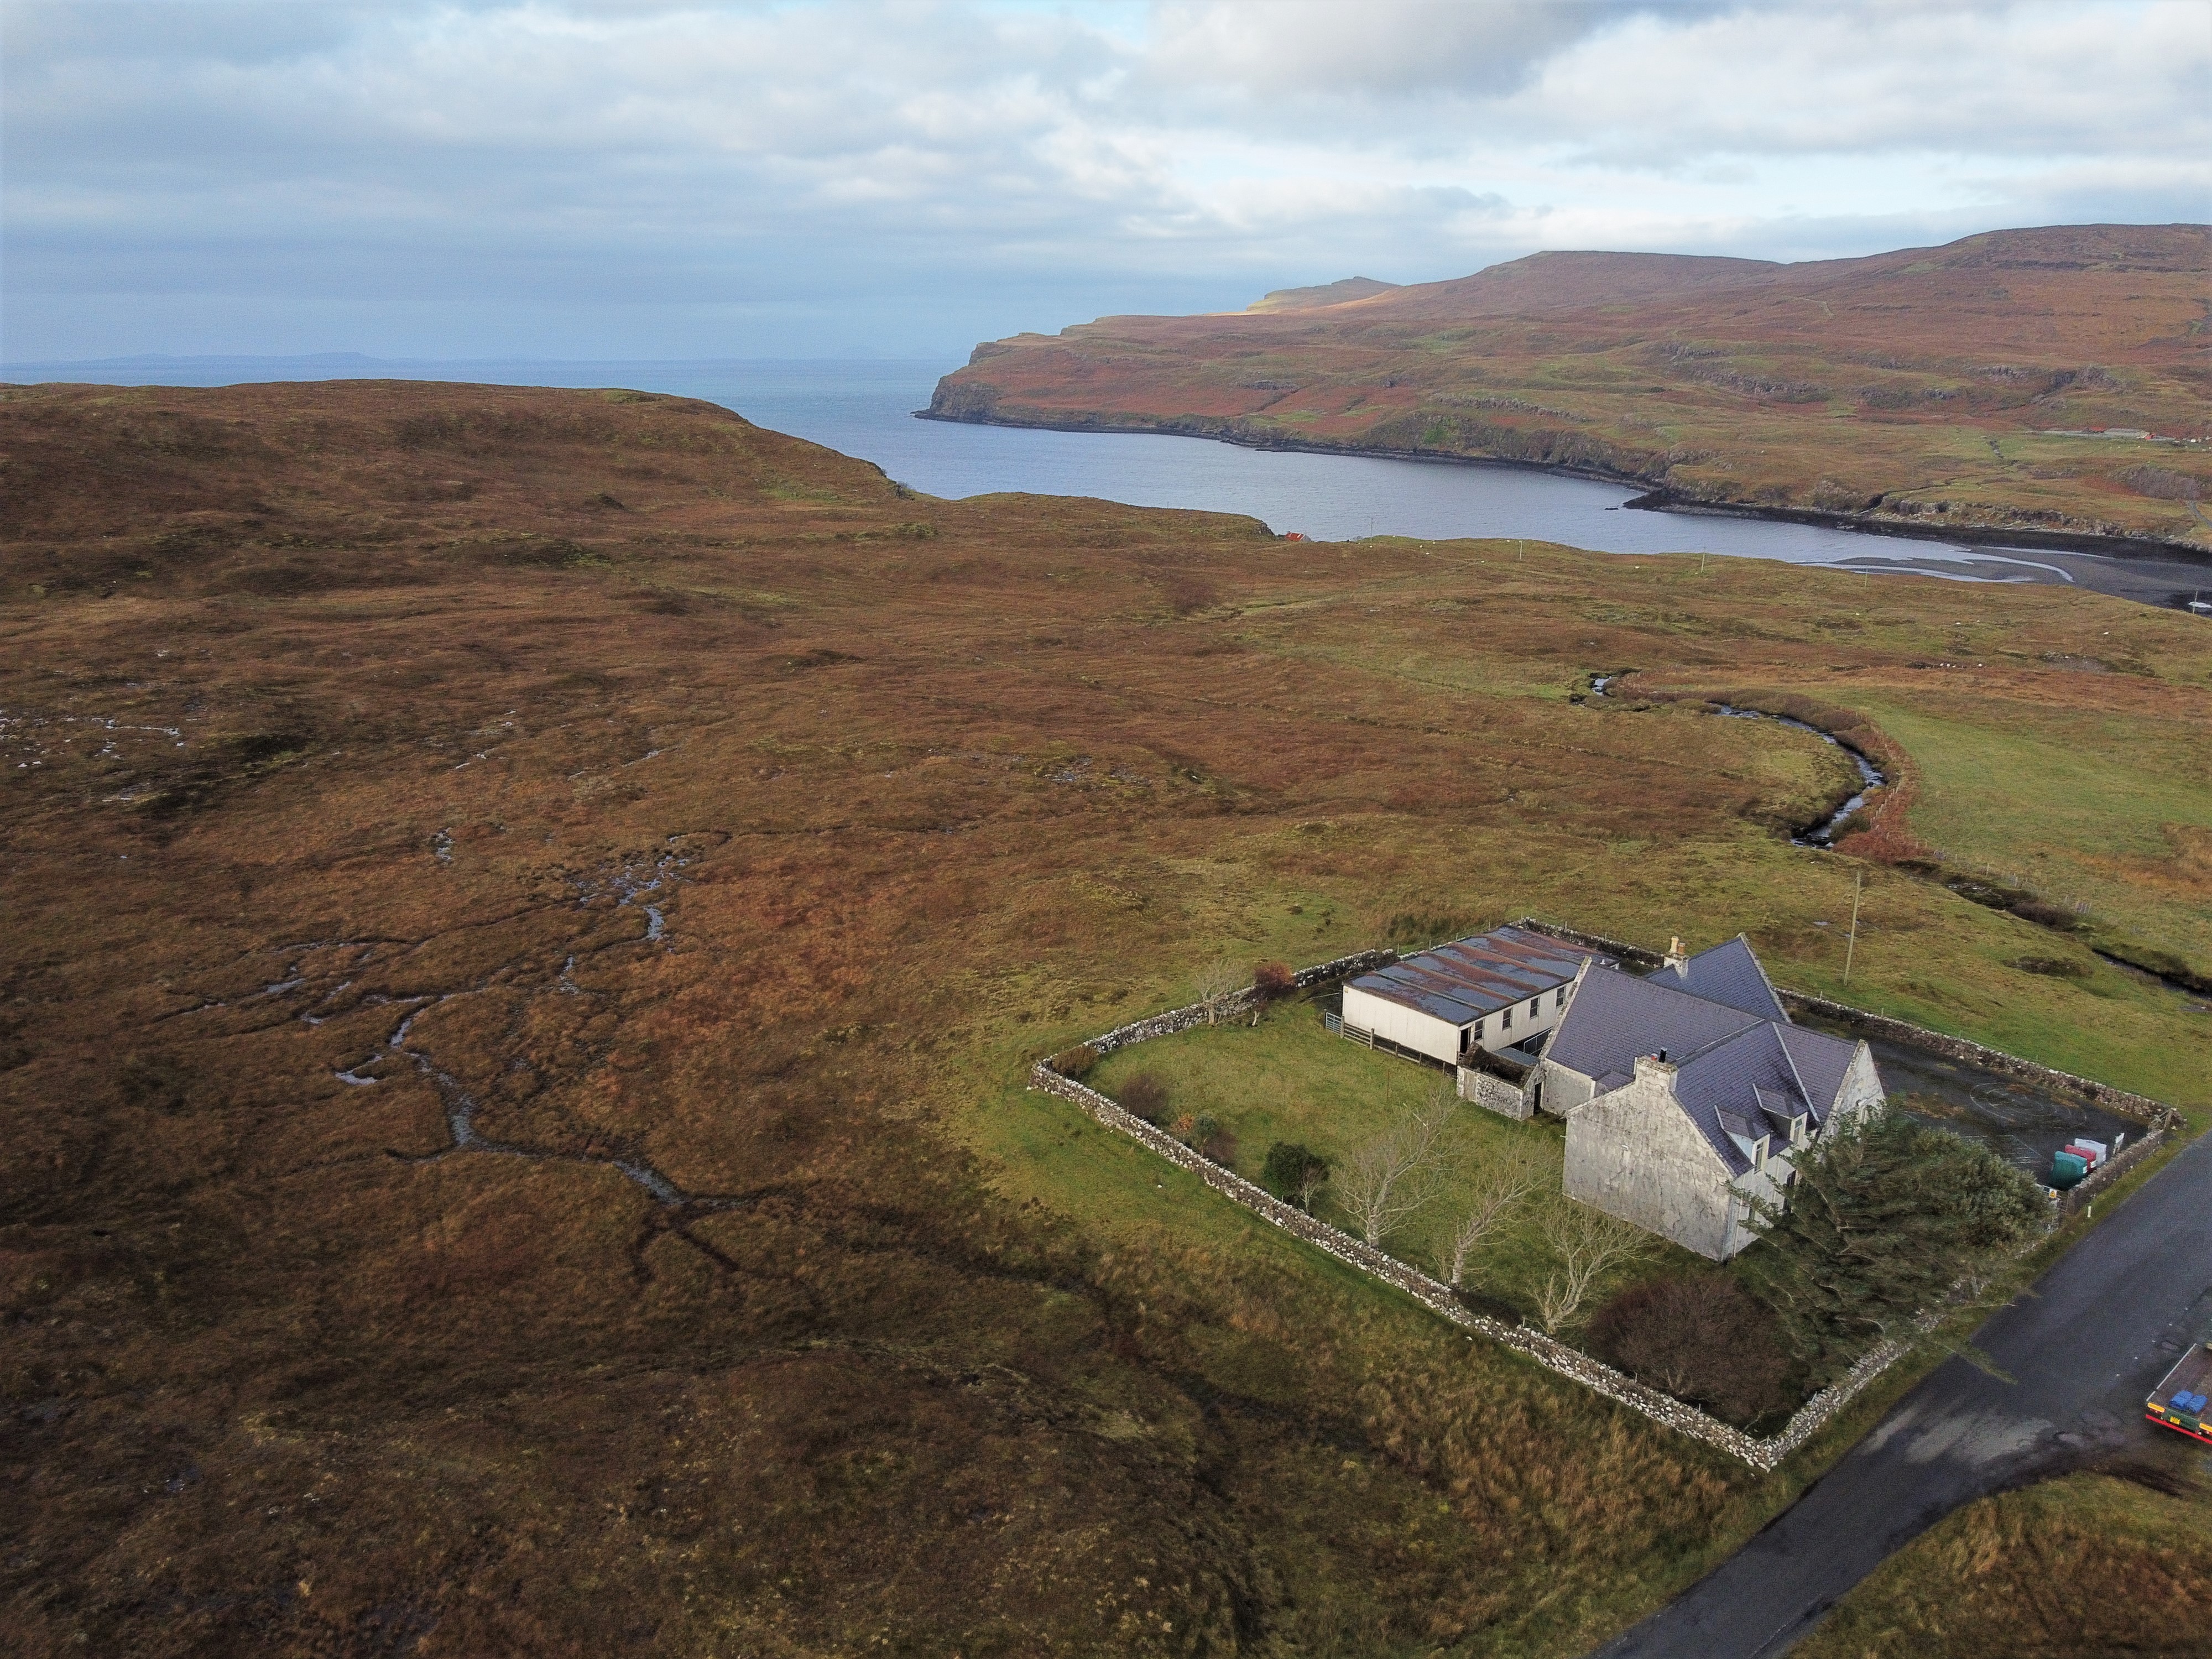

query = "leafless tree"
[1296,1156,1330,1213]
[1533,1201,1654,1334]
[1336,1083,1452,1249]
[1437,1145,1546,1287]
[1192,958,1246,1026]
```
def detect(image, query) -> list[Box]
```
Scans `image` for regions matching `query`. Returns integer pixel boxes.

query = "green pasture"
[1082,999,1703,1322]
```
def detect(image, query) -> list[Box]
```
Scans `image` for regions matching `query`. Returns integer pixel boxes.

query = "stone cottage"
[1543,936,1885,1259]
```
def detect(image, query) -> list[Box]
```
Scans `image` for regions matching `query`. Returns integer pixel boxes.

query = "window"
[1528,998,1541,1018]
[1555,987,1568,1009]
[1501,1005,1513,1031]
[1471,1017,1484,1041]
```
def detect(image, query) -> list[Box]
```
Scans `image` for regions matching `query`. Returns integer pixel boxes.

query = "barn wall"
[1341,984,1461,1064]
[1472,980,1574,1052]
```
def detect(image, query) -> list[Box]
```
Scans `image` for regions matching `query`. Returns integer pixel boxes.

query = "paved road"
[1597,1128,2212,1658]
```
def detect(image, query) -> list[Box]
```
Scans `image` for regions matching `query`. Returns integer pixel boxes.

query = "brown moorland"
[927,223,2212,551]
[3,380,2209,1657]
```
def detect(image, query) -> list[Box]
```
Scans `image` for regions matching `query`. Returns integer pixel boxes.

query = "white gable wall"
[1828,1041,1885,1124]
[1564,1056,1747,1260]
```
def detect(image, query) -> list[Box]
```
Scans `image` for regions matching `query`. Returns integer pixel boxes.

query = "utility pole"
[1843,869,1864,985]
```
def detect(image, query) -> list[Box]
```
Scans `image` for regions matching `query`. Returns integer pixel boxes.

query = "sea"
[10,355,2205,607]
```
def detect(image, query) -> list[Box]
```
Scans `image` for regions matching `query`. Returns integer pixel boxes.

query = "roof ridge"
[1734,931,1792,1024]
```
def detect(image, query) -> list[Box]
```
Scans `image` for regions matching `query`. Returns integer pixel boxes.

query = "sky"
[4,0,2208,363]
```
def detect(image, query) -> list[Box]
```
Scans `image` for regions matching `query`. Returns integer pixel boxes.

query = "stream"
[1585,676,1887,847]
[304,843,703,1204]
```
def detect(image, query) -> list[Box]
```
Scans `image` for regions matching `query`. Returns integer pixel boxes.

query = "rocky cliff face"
[924,225,2212,549]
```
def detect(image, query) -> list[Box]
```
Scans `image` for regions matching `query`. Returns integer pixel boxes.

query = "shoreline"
[915,404,2212,571]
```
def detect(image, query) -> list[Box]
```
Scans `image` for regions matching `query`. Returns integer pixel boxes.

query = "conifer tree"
[1748,1108,2044,1383]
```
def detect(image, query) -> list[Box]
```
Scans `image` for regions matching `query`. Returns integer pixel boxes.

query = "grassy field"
[1850,691,2212,975]
[4,379,2209,1656]
[1797,1463,2212,1658]
[1084,1001,1712,1326]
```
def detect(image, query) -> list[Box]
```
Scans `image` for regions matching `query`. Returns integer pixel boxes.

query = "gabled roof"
[1348,924,1601,1026]
[1547,944,1866,1176]
[1543,965,1761,1084]
[1649,935,1788,1022]
[1672,1022,1851,1174]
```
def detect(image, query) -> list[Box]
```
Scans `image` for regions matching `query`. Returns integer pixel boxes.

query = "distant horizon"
[2,350,957,371]
[12,217,2205,373]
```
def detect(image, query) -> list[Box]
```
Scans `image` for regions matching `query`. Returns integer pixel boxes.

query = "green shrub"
[1747,1108,2046,1384]
[1262,1141,1330,1211]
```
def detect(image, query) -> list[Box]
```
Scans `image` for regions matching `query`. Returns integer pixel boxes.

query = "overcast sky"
[4,0,2207,363]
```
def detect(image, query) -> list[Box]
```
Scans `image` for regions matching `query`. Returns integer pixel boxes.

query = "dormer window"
[1791,1114,1808,1146]
[1754,1136,1770,1170]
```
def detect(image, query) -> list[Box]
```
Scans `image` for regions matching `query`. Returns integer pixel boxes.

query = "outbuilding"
[1339,925,1605,1068]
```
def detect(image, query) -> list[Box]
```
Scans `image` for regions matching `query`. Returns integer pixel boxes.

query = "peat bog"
[4,380,2209,1656]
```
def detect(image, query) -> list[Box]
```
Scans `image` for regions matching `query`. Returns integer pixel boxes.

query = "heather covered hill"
[929,224,2212,549]
[3,381,2208,1656]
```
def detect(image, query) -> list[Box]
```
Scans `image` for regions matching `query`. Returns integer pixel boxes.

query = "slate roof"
[1348,924,1603,1027]
[1671,1022,1858,1175]
[1542,964,1759,1082]
[1647,934,1788,1021]
[1546,943,1866,1176]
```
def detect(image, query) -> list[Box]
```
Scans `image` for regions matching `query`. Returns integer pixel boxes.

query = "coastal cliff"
[926,225,2212,553]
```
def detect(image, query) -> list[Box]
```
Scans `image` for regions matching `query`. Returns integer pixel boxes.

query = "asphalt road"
[1595,1128,2212,1659]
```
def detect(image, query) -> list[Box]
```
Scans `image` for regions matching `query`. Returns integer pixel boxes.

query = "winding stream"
[290,843,706,1203]
[1586,676,1887,847]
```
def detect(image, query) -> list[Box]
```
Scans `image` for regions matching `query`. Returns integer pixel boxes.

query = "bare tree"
[1437,1145,1546,1287]
[1192,958,1246,1026]
[1335,1083,1452,1249]
[1533,1201,1653,1334]
[1296,1155,1330,1213]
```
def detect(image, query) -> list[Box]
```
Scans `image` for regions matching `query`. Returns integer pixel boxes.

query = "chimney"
[1634,1052,1677,1082]
[1663,935,1688,973]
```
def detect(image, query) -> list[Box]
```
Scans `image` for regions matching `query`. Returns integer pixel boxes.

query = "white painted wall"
[1470,979,1574,1053]
[1342,983,1462,1065]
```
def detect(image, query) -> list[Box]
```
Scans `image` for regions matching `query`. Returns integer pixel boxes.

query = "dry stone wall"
[1776,988,2182,1130]
[2063,1124,2168,1211]
[1510,918,2182,1131]
[1081,948,1397,1058]
[1030,948,1922,1473]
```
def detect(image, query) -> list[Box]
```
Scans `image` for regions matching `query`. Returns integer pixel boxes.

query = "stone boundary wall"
[2063,1124,2168,1211]
[1776,988,2182,1131]
[1510,918,2183,1131]
[1028,950,1914,1473]
[1081,948,1398,1059]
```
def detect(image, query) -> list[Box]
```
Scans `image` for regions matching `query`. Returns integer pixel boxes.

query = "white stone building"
[1544,937,1885,1259]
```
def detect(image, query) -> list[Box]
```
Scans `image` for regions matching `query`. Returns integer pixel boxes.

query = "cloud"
[2,1,2204,359]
